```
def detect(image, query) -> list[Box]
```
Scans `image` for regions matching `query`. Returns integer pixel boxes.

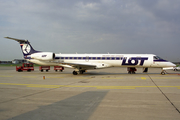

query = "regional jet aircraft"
[5,37,176,75]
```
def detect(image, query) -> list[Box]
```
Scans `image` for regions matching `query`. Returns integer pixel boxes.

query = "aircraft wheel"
[161,71,166,75]
[73,71,78,75]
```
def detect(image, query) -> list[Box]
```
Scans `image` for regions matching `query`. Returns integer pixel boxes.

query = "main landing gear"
[127,67,136,74]
[73,71,78,75]
[161,70,166,75]
[72,70,86,75]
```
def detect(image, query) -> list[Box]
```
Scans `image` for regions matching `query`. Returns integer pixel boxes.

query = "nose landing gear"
[161,70,166,75]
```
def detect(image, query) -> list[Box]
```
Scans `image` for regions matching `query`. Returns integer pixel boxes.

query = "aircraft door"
[85,56,89,62]
[151,56,160,67]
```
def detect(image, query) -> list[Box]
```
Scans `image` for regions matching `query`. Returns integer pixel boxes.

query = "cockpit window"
[153,56,163,60]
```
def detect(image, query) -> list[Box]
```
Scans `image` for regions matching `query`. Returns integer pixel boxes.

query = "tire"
[161,71,165,75]
[73,71,78,75]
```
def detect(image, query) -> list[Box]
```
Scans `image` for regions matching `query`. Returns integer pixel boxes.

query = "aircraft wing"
[60,62,96,70]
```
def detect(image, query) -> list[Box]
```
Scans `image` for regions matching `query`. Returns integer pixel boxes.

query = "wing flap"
[60,62,96,69]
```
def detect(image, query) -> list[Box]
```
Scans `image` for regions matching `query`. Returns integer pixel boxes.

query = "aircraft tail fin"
[4,37,40,58]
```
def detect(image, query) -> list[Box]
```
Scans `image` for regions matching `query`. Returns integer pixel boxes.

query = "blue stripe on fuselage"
[54,57,124,60]
[153,59,168,62]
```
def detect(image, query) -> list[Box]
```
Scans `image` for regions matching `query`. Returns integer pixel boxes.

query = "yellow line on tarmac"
[151,77,180,79]
[0,83,180,89]
[141,77,146,80]
[96,86,135,89]
[73,77,90,79]
[22,76,37,78]
[0,83,63,88]
[0,83,31,86]
[27,85,64,88]
[101,77,123,79]
[0,76,13,77]
[136,77,147,80]
[46,77,64,78]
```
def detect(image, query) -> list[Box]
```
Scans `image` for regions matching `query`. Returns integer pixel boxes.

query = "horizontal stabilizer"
[4,37,30,44]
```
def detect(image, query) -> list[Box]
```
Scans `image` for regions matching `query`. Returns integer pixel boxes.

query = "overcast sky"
[0,0,180,61]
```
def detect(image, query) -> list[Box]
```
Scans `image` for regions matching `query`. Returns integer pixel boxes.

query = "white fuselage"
[28,53,175,70]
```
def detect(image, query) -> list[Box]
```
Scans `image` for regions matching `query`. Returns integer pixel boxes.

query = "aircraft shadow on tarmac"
[81,72,162,76]
[38,71,162,76]
[8,91,108,120]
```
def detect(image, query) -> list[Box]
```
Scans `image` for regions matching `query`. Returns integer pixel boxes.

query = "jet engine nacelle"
[31,52,55,61]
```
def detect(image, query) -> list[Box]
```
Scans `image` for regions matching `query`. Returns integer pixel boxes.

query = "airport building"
[12,59,27,64]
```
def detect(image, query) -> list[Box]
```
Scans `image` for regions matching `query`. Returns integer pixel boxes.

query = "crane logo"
[22,44,31,54]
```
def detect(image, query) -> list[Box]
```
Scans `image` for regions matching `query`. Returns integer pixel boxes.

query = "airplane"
[5,37,176,75]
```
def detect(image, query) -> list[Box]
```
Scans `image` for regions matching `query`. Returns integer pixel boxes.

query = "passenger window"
[116,57,120,60]
[111,57,115,60]
[97,57,101,60]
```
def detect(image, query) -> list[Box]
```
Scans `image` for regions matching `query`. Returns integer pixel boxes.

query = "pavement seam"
[148,75,180,114]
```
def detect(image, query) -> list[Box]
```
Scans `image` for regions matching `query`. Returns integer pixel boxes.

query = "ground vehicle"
[127,67,137,74]
[173,66,180,71]
[54,66,64,72]
[39,66,50,72]
[16,63,34,72]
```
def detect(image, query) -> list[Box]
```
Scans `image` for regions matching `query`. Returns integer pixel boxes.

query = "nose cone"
[171,62,176,67]
[167,62,176,67]
[162,62,176,70]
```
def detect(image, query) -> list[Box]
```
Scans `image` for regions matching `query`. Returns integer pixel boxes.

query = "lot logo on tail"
[21,44,31,54]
